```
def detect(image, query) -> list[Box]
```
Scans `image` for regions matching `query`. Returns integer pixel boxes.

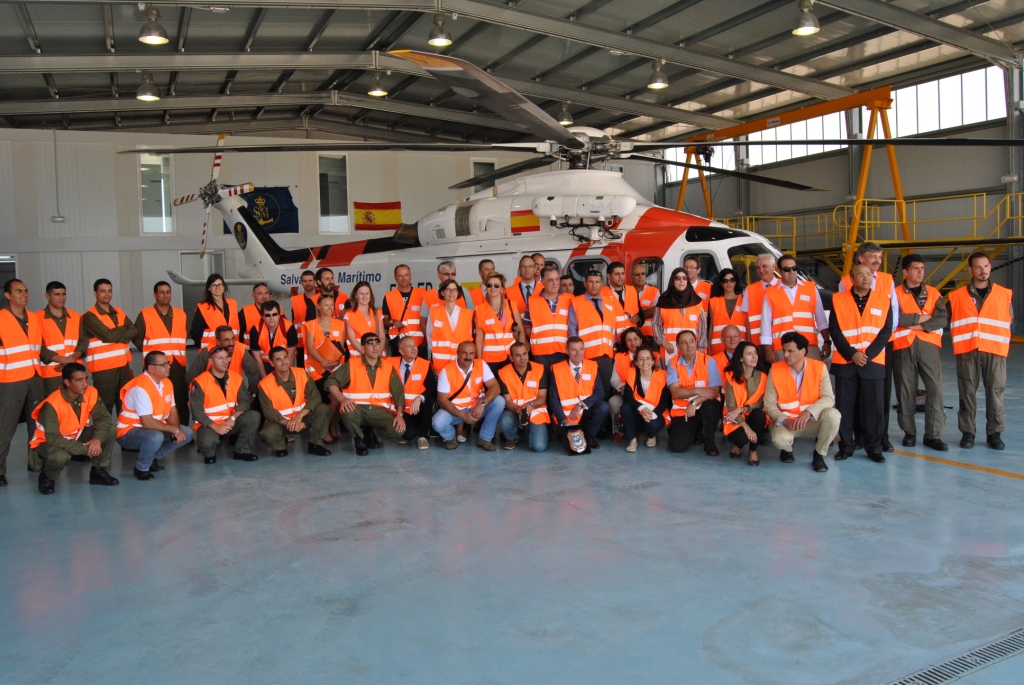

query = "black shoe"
[70,454,91,463]
[133,467,154,481]
[149,459,165,472]
[812,452,828,472]
[364,429,381,450]
[232,452,258,462]
[780,450,794,463]
[274,449,288,457]
[867,450,886,463]
[704,441,720,456]
[204,456,217,464]
[902,433,916,447]
[596,429,609,440]
[0,475,7,486]
[834,445,851,461]
[89,466,119,486]
[987,433,1005,450]
[960,433,975,449]
[307,442,331,456]
[38,472,55,495]
[586,433,601,450]
[354,437,369,457]
[881,438,894,453]
[922,437,949,452]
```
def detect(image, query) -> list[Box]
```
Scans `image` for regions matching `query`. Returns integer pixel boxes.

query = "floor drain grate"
[886,629,1024,684]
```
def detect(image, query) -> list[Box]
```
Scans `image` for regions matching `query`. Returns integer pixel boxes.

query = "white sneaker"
[456,434,467,443]
[626,438,638,453]
[417,437,429,450]
[646,436,657,448]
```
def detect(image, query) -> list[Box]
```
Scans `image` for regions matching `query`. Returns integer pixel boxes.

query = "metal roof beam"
[14,3,42,53]
[0,93,335,116]
[102,4,115,52]
[305,9,337,51]
[815,0,1017,65]
[242,7,267,52]
[176,6,191,53]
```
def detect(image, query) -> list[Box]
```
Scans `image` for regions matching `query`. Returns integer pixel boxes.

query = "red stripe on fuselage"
[317,241,371,268]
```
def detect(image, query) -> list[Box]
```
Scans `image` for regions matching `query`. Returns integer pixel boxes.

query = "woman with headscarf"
[654,267,708,358]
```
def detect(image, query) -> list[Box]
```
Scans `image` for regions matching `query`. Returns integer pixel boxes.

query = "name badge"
[870,308,883,316]
[331,331,341,338]
[433,320,443,328]
[485,318,495,325]
[526,380,538,387]
[411,305,421,312]
[605,304,613,311]
[582,374,592,381]
[558,309,568,315]
[411,374,422,381]
[689,314,698,321]
[698,292,707,299]
[695,381,707,388]
[800,294,811,301]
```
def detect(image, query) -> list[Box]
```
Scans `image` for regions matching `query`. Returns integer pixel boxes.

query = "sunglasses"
[364,338,380,345]
[486,283,502,289]
[780,266,799,273]
[720,277,736,283]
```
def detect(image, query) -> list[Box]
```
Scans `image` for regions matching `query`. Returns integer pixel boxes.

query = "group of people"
[0,244,1011,494]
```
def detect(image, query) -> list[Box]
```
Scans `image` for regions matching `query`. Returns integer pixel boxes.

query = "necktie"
[403,362,411,383]
[524,284,532,299]
[592,297,603,319]
[574,366,581,383]
[617,289,625,306]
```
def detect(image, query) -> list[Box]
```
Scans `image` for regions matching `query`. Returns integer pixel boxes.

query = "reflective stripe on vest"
[258,367,309,419]
[345,308,383,357]
[0,309,42,382]
[428,305,474,372]
[766,282,818,350]
[30,386,98,448]
[302,318,346,379]
[256,319,294,363]
[384,288,426,344]
[659,304,703,348]
[477,299,516,363]
[708,294,748,355]
[551,360,597,425]
[141,306,187,365]
[830,288,890,366]
[948,284,1012,357]
[770,359,825,419]
[441,359,485,410]
[528,294,572,355]
[116,373,173,438]
[722,371,767,436]
[347,359,397,413]
[84,306,132,373]
[386,356,429,411]
[573,293,621,359]
[498,361,549,424]
[638,285,659,337]
[196,299,240,348]
[670,352,711,416]
[191,370,243,431]
[625,367,669,416]
[744,280,774,340]
[36,309,80,379]
[893,285,942,350]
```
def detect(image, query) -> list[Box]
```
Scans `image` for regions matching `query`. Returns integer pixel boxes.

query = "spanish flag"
[354,201,402,231]
[511,209,541,234]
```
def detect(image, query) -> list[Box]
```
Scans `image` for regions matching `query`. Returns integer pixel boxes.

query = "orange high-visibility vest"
[254,319,295,364]
[428,305,474,372]
[191,370,243,431]
[528,293,572,355]
[708,295,748,355]
[140,306,187,366]
[670,352,711,416]
[624,367,669,419]
[477,299,517,363]
[196,299,239,349]
[30,386,99,449]
[770,359,826,420]
[384,288,426,345]
[386,356,430,412]
[258,367,309,420]
[239,303,262,345]
[505,278,537,318]
[831,289,890,367]
[84,305,132,373]
[499,361,549,424]
[290,292,319,325]
[659,304,703,348]
[712,351,733,381]
[601,285,640,324]
[841,270,894,296]
[637,284,659,337]
[116,373,174,438]
[765,282,819,350]
[614,351,634,386]
[206,342,248,377]
[893,285,942,350]
[37,309,80,379]
[347,359,397,413]
[469,285,486,308]
[441,359,486,411]
[744,279,775,341]
[694,280,712,311]
[302,318,346,379]
[552,359,598,425]
[344,307,384,357]
[948,284,1013,357]
[574,292,625,359]
[722,370,767,436]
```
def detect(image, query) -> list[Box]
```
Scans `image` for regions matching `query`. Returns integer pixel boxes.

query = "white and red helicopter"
[146,49,1014,297]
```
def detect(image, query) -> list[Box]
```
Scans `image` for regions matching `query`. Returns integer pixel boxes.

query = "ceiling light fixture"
[368,74,388,97]
[557,102,574,126]
[647,60,669,90]
[136,71,160,101]
[138,4,169,45]
[792,0,820,36]
[427,13,453,47]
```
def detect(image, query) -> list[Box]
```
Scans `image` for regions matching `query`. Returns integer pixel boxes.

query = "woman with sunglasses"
[654,267,707,359]
[304,293,346,442]
[189,273,240,349]
[425,278,475,373]
[708,268,748,356]
[344,281,386,360]
[722,340,770,465]
[620,346,671,452]
[475,272,524,375]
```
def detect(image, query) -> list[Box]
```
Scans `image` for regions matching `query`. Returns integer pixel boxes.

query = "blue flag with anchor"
[223,187,299,234]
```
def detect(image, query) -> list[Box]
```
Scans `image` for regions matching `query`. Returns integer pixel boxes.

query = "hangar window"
[140,153,173,234]
[318,155,349,234]
[472,159,496,193]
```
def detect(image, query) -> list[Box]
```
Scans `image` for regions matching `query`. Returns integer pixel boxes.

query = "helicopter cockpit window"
[684,226,749,242]
[632,258,664,291]
[727,243,773,288]
[566,257,608,293]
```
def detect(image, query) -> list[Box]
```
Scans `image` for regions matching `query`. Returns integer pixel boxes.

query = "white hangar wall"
[0,127,658,316]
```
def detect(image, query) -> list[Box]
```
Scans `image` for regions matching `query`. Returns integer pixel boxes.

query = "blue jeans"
[498,410,549,452]
[118,426,195,472]
[432,398,505,442]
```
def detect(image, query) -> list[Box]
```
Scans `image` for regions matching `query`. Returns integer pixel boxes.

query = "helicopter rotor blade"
[631,138,1024,149]
[210,133,226,182]
[450,156,559,190]
[199,206,211,260]
[627,154,827,192]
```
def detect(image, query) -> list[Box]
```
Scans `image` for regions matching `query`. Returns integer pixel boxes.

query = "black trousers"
[555,401,610,452]
[853,342,894,445]
[169,360,189,426]
[835,372,885,452]
[401,385,437,440]
[593,355,614,405]
[668,399,722,453]
[726,408,769,448]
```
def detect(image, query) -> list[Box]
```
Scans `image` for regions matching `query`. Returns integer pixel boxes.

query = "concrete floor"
[1,348,1023,685]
